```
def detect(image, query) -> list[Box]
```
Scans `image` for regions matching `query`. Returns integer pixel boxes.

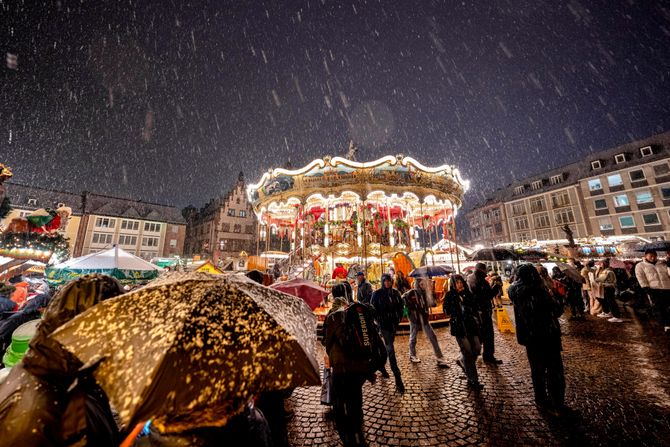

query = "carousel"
[247,154,470,284]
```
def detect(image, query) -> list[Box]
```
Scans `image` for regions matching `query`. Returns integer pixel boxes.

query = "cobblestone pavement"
[286,305,670,446]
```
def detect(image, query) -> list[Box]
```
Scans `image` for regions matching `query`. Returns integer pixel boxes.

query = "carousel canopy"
[247,154,469,219]
[45,246,161,284]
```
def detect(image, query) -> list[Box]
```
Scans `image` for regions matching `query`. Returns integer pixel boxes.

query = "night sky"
[2,0,670,210]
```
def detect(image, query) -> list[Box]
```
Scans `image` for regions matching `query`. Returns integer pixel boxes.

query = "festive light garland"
[0,232,70,262]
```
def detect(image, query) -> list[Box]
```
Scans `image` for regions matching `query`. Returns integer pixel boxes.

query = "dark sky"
[2,0,670,209]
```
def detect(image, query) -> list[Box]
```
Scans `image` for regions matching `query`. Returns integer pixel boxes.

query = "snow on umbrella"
[469,248,519,262]
[554,262,584,283]
[409,264,454,278]
[270,278,329,310]
[50,272,320,433]
[637,241,670,252]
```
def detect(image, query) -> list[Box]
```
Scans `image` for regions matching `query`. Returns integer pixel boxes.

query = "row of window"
[593,188,668,210]
[95,217,163,233]
[226,209,247,218]
[587,163,669,191]
[516,175,564,194]
[91,232,159,247]
[510,191,571,215]
[590,146,654,170]
[512,208,575,231]
[598,212,663,231]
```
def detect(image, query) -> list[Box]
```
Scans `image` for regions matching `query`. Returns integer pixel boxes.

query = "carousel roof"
[247,154,469,217]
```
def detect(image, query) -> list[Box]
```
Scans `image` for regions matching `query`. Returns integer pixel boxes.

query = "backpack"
[343,302,387,373]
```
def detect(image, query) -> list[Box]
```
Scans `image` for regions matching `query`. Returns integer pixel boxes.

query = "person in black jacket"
[443,275,483,390]
[467,263,502,364]
[370,274,405,393]
[508,264,574,417]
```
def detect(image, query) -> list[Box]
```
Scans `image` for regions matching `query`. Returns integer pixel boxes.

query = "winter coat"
[394,274,411,295]
[0,275,123,447]
[356,280,373,304]
[508,265,563,350]
[442,288,481,338]
[596,268,617,289]
[322,306,371,376]
[467,270,494,311]
[0,296,16,314]
[635,260,670,290]
[370,276,404,332]
[580,267,591,291]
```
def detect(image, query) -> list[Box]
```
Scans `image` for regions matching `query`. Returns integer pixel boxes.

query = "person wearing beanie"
[355,272,373,304]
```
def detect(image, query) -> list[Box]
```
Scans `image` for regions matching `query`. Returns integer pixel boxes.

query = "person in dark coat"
[0,274,124,447]
[322,287,370,447]
[394,271,411,295]
[370,273,405,393]
[467,263,502,364]
[355,272,373,304]
[403,277,448,366]
[443,275,482,390]
[508,264,573,417]
[0,292,52,354]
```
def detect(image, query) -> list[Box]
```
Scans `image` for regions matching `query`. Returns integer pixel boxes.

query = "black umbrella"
[409,264,455,278]
[637,241,670,252]
[469,248,519,261]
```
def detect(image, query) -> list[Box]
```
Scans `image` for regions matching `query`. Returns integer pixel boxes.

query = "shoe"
[597,312,612,318]
[436,358,450,368]
[483,358,503,365]
[380,369,390,379]
[456,359,465,372]
[410,356,421,363]
[395,380,405,394]
[607,317,623,323]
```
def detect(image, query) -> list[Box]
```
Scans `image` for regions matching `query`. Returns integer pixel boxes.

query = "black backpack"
[343,302,387,372]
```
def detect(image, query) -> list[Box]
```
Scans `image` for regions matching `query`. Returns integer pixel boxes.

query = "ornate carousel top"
[247,154,469,217]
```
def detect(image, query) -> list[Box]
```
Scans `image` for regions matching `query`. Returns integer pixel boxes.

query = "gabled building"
[184,172,257,260]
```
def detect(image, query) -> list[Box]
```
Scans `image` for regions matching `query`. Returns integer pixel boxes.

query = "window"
[118,235,137,246]
[629,169,645,182]
[642,213,660,226]
[513,217,529,231]
[121,220,139,231]
[27,198,37,206]
[591,160,602,170]
[587,179,602,191]
[514,186,525,195]
[551,191,570,208]
[613,194,629,207]
[549,174,563,185]
[491,208,501,220]
[511,202,526,215]
[171,225,179,233]
[531,180,543,190]
[169,239,177,247]
[614,153,626,164]
[91,233,113,244]
[635,191,653,204]
[143,222,161,232]
[555,208,575,224]
[536,229,552,240]
[619,216,635,228]
[640,146,653,157]
[142,237,159,247]
[95,217,116,228]
[653,163,670,176]
[607,174,623,187]
[530,197,546,213]
[227,208,236,216]
[594,199,607,209]
[239,210,247,218]
[233,224,242,233]
[494,223,503,235]
[661,186,670,200]
[534,213,550,228]
[222,222,231,232]
[599,218,613,231]
[236,198,241,204]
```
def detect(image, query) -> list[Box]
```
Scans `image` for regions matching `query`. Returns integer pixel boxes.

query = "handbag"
[320,366,333,406]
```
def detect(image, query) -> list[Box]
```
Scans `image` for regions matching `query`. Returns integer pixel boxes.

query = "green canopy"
[46,246,161,285]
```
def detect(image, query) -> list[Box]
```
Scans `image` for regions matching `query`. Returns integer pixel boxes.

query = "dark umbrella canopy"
[554,262,584,283]
[469,248,519,261]
[50,272,320,433]
[637,241,670,252]
[409,264,455,278]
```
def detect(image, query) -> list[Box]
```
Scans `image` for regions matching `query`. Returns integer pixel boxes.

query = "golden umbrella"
[50,272,320,433]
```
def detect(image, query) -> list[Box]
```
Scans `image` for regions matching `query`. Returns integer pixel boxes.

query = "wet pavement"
[286,305,670,446]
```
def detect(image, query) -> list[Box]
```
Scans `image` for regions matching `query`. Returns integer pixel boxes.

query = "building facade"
[0,183,186,260]
[466,199,509,247]
[467,131,670,244]
[184,172,257,260]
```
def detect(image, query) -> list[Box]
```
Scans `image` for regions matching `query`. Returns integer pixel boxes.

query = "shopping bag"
[320,366,333,405]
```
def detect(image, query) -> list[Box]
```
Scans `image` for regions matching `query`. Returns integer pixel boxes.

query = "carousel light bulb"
[357,235,362,246]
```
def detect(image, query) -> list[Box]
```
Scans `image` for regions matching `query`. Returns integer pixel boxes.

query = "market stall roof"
[45,246,161,284]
